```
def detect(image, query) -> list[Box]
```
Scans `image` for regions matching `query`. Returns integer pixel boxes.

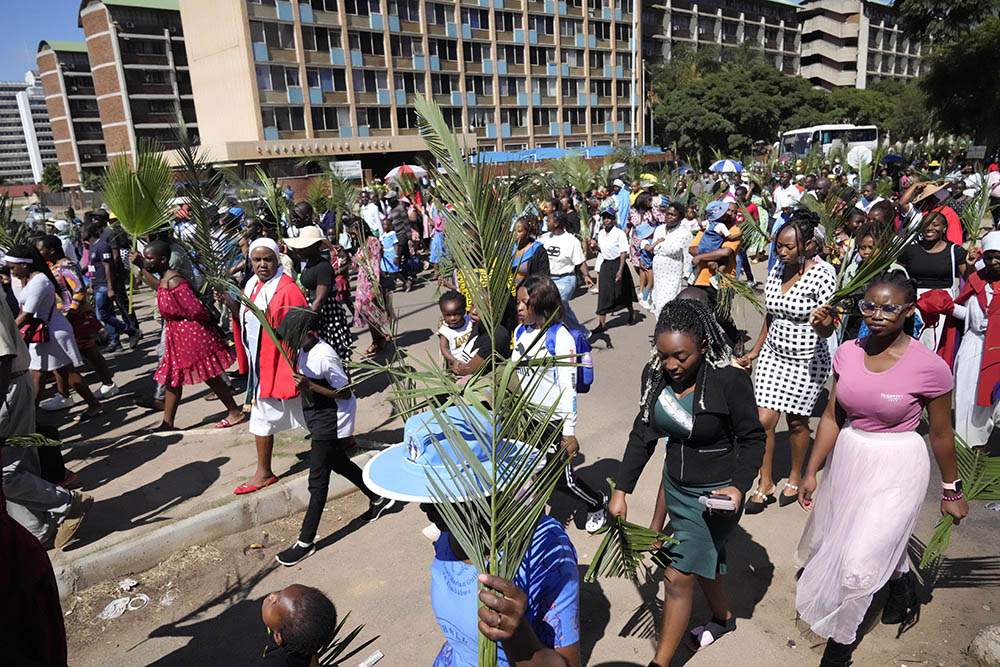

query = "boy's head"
[275,308,320,349]
[261,584,337,656]
[439,290,467,329]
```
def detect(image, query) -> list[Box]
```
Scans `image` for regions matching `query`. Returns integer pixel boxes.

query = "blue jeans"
[551,273,585,333]
[93,284,130,344]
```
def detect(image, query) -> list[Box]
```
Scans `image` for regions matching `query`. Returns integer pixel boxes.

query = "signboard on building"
[966,145,987,160]
[329,160,363,179]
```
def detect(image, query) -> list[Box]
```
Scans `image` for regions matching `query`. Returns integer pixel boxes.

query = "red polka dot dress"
[154,279,236,388]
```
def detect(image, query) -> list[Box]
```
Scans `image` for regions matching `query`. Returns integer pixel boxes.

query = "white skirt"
[29,316,85,371]
[249,396,306,436]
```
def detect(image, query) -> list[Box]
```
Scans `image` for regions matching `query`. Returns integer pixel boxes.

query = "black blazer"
[616,362,765,495]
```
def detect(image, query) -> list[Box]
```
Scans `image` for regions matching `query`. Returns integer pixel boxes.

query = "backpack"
[517,322,594,393]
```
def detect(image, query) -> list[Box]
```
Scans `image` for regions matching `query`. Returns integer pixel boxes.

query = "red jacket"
[939,270,1000,407]
[232,273,307,400]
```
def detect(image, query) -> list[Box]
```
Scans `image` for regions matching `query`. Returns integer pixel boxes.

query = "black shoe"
[276,542,315,566]
[819,640,854,667]
[881,575,914,625]
[363,496,396,522]
[744,490,775,515]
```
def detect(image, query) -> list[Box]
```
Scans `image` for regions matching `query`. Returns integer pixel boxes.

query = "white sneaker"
[39,394,75,411]
[96,383,120,398]
[585,501,608,534]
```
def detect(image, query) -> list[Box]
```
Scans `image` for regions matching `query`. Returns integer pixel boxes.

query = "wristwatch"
[941,479,963,493]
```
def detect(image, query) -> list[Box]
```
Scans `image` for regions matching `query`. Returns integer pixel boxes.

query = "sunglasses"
[858,300,911,318]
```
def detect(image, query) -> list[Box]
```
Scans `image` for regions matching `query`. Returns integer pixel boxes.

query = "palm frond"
[255,166,288,237]
[316,610,379,666]
[734,200,767,250]
[919,429,1000,567]
[797,192,852,246]
[958,176,993,245]
[305,176,330,217]
[715,270,764,320]
[584,480,676,583]
[1,433,62,448]
[0,194,28,252]
[101,138,176,312]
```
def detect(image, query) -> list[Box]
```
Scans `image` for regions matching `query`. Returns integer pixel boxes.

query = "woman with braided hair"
[609,297,765,665]
[737,211,836,514]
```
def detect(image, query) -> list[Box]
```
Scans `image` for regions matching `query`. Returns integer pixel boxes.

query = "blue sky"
[0,1,85,82]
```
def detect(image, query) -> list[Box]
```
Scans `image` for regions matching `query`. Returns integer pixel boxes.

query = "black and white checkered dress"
[754,263,835,415]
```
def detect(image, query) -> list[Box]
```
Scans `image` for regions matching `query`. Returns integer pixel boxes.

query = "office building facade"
[78,0,197,165]
[0,73,56,185]
[178,0,642,169]
[36,41,109,189]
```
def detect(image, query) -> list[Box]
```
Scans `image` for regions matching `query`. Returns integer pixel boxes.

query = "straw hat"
[913,182,950,206]
[283,226,332,250]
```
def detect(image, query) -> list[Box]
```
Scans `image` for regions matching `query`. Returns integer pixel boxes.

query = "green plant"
[305,176,330,217]
[958,174,994,246]
[0,194,27,252]
[100,138,175,312]
[255,166,288,237]
[316,611,379,665]
[584,481,676,582]
[920,430,1000,567]
[41,163,63,193]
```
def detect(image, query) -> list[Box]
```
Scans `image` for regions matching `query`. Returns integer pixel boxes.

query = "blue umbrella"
[677,166,694,175]
[880,154,904,163]
[709,159,743,173]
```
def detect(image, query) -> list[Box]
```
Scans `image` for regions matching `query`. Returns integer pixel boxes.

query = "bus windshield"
[782,132,812,156]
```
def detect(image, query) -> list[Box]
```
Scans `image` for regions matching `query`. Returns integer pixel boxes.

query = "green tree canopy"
[41,163,63,192]
[919,16,1000,148]
[896,0,1000,42]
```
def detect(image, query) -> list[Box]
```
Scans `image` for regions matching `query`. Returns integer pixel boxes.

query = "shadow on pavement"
[579,564,612,666]
[64,433,182,491]
[63,455,229,551]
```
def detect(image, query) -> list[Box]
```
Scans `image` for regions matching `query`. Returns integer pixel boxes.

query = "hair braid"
[638,297,733,422]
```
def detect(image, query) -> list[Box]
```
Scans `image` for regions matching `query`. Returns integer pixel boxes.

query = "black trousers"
[536,420,604,511]
[299,433,373,544]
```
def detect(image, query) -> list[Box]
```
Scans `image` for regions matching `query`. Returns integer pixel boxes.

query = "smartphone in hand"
[698,494,737,512]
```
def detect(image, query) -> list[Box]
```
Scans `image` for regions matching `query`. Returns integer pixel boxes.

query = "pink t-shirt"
[833,336,953,433]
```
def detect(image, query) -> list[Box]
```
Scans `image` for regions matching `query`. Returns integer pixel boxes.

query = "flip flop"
[688,617,737,652]
[233,475,278,495]
[215,415,247,429]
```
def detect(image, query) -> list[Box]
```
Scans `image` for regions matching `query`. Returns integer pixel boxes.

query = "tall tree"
[896,0,1000,42]
[918,16,1000,148]
[41,164,63,192]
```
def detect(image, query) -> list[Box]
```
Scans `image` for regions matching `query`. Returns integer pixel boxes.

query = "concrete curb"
[53,449,378,600]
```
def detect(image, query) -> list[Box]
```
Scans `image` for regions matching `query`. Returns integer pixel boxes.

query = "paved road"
[65,263,999,666]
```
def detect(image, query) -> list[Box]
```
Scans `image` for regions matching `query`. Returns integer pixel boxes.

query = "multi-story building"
[0,73,57,185]
[78,0,198,165]
[178,0,642,172]
[798,0,923,89]
[36,41,109,189]
[642,0,802,75]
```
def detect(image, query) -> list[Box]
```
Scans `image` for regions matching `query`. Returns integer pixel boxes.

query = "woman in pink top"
[794,270,968,667]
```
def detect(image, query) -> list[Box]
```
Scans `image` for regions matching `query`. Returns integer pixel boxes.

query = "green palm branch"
[715,270,764,320]
[255,166,288,237]
[920,430,1000,568]
[734,200,768,250]
[0,194,29,252]
[1,433,62,448]
[169,119,243,292]
[797,192,852,246]
[958,175,994,246]
[304,176,330,218]
[101,138,175,312]
[354,95,583,667]
[316,610,379,666]
[585,480,676,582]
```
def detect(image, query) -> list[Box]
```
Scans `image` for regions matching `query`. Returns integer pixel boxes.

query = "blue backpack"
[517,323,594,393]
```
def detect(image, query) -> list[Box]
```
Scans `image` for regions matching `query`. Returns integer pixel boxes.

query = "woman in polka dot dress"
[130,241,245,432]
[737,212,836,514]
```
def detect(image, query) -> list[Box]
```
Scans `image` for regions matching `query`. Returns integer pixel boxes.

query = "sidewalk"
[39,291,404,599]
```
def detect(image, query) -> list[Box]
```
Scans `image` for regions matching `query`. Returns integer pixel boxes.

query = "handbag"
[67,310,103,339]
[20,302,55,344]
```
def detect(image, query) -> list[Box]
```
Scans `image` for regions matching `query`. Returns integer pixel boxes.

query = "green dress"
[652,385,738,580]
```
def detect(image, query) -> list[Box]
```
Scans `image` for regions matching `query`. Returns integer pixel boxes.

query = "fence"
[39,190,104,212]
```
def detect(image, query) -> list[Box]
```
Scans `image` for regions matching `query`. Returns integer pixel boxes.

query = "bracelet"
[941,492,965,502]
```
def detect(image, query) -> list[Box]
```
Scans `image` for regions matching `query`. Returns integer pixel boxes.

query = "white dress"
[954,284,996,447]
[647,224,690,317]
[18,273,84,371]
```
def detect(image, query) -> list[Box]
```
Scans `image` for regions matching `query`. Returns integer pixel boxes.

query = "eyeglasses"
[858,300,911,318]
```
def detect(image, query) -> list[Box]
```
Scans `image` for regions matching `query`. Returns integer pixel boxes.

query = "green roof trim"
[103,0,179,10]
[41,41,89,53]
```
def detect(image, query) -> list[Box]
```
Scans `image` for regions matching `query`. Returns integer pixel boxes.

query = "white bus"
[779,124,879,158]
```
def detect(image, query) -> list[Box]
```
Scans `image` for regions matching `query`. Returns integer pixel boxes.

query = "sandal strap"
[750,490,769,500]
[784,483,800,492]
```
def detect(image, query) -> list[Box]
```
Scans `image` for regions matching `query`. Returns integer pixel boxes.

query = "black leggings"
[299,435,374,544]
[536,420,604,511]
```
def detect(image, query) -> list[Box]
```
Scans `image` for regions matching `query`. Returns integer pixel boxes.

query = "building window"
[344,0,379,16]
[498,44,525,65]
[426,2,450,25]
[591,79,610,96]
[589,50,607,69]
[616,52,631,69]
[310,0,338,12]
[441,107,462,129]
[466,75,492,96]
[561,49,584,68]
[428,39,458,61]
[285,67,300,87]
[363,107,392,129]
[255,65,272,90]
[617,107,630,123]
[563,108,586,125]
[263,106,306,132]
[527,15,553,35]
[500,108,525,127]
[560,19,581,37]
[531,77,554,96]
[469,108,492,128]
[395,71,426,93]
[390,0,420,22]
[615,24,631,41]
[532,108,557,126]
[562,78,579,96]
[463,42,491,63]
[616,0,632,13]
[397,107,419,128]
[497,76,525,96]
[530,46,556,66]
[301,26,340,51]
[591,107,609,124]
[349,31,385,56]
[390,35,423,57]
[431,73,459,94]
[319,68,347,91]
[496,11,521,32]
[461,7,490,30]
[616,80,630,97]
[352,69,388,92]
[590,21,610,41]
[311,106,341,130]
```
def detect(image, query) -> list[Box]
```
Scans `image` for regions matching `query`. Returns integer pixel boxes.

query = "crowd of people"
[2,147,997,667]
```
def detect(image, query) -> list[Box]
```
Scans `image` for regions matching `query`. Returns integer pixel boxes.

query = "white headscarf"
[242,237,287,364]
[248,237,280,259]
[982,231,1000,254]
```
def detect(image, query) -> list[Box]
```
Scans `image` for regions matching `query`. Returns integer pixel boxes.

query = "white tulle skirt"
[794,425,929,644]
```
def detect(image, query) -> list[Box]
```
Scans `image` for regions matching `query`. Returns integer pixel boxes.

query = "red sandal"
[233,475,278,495]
